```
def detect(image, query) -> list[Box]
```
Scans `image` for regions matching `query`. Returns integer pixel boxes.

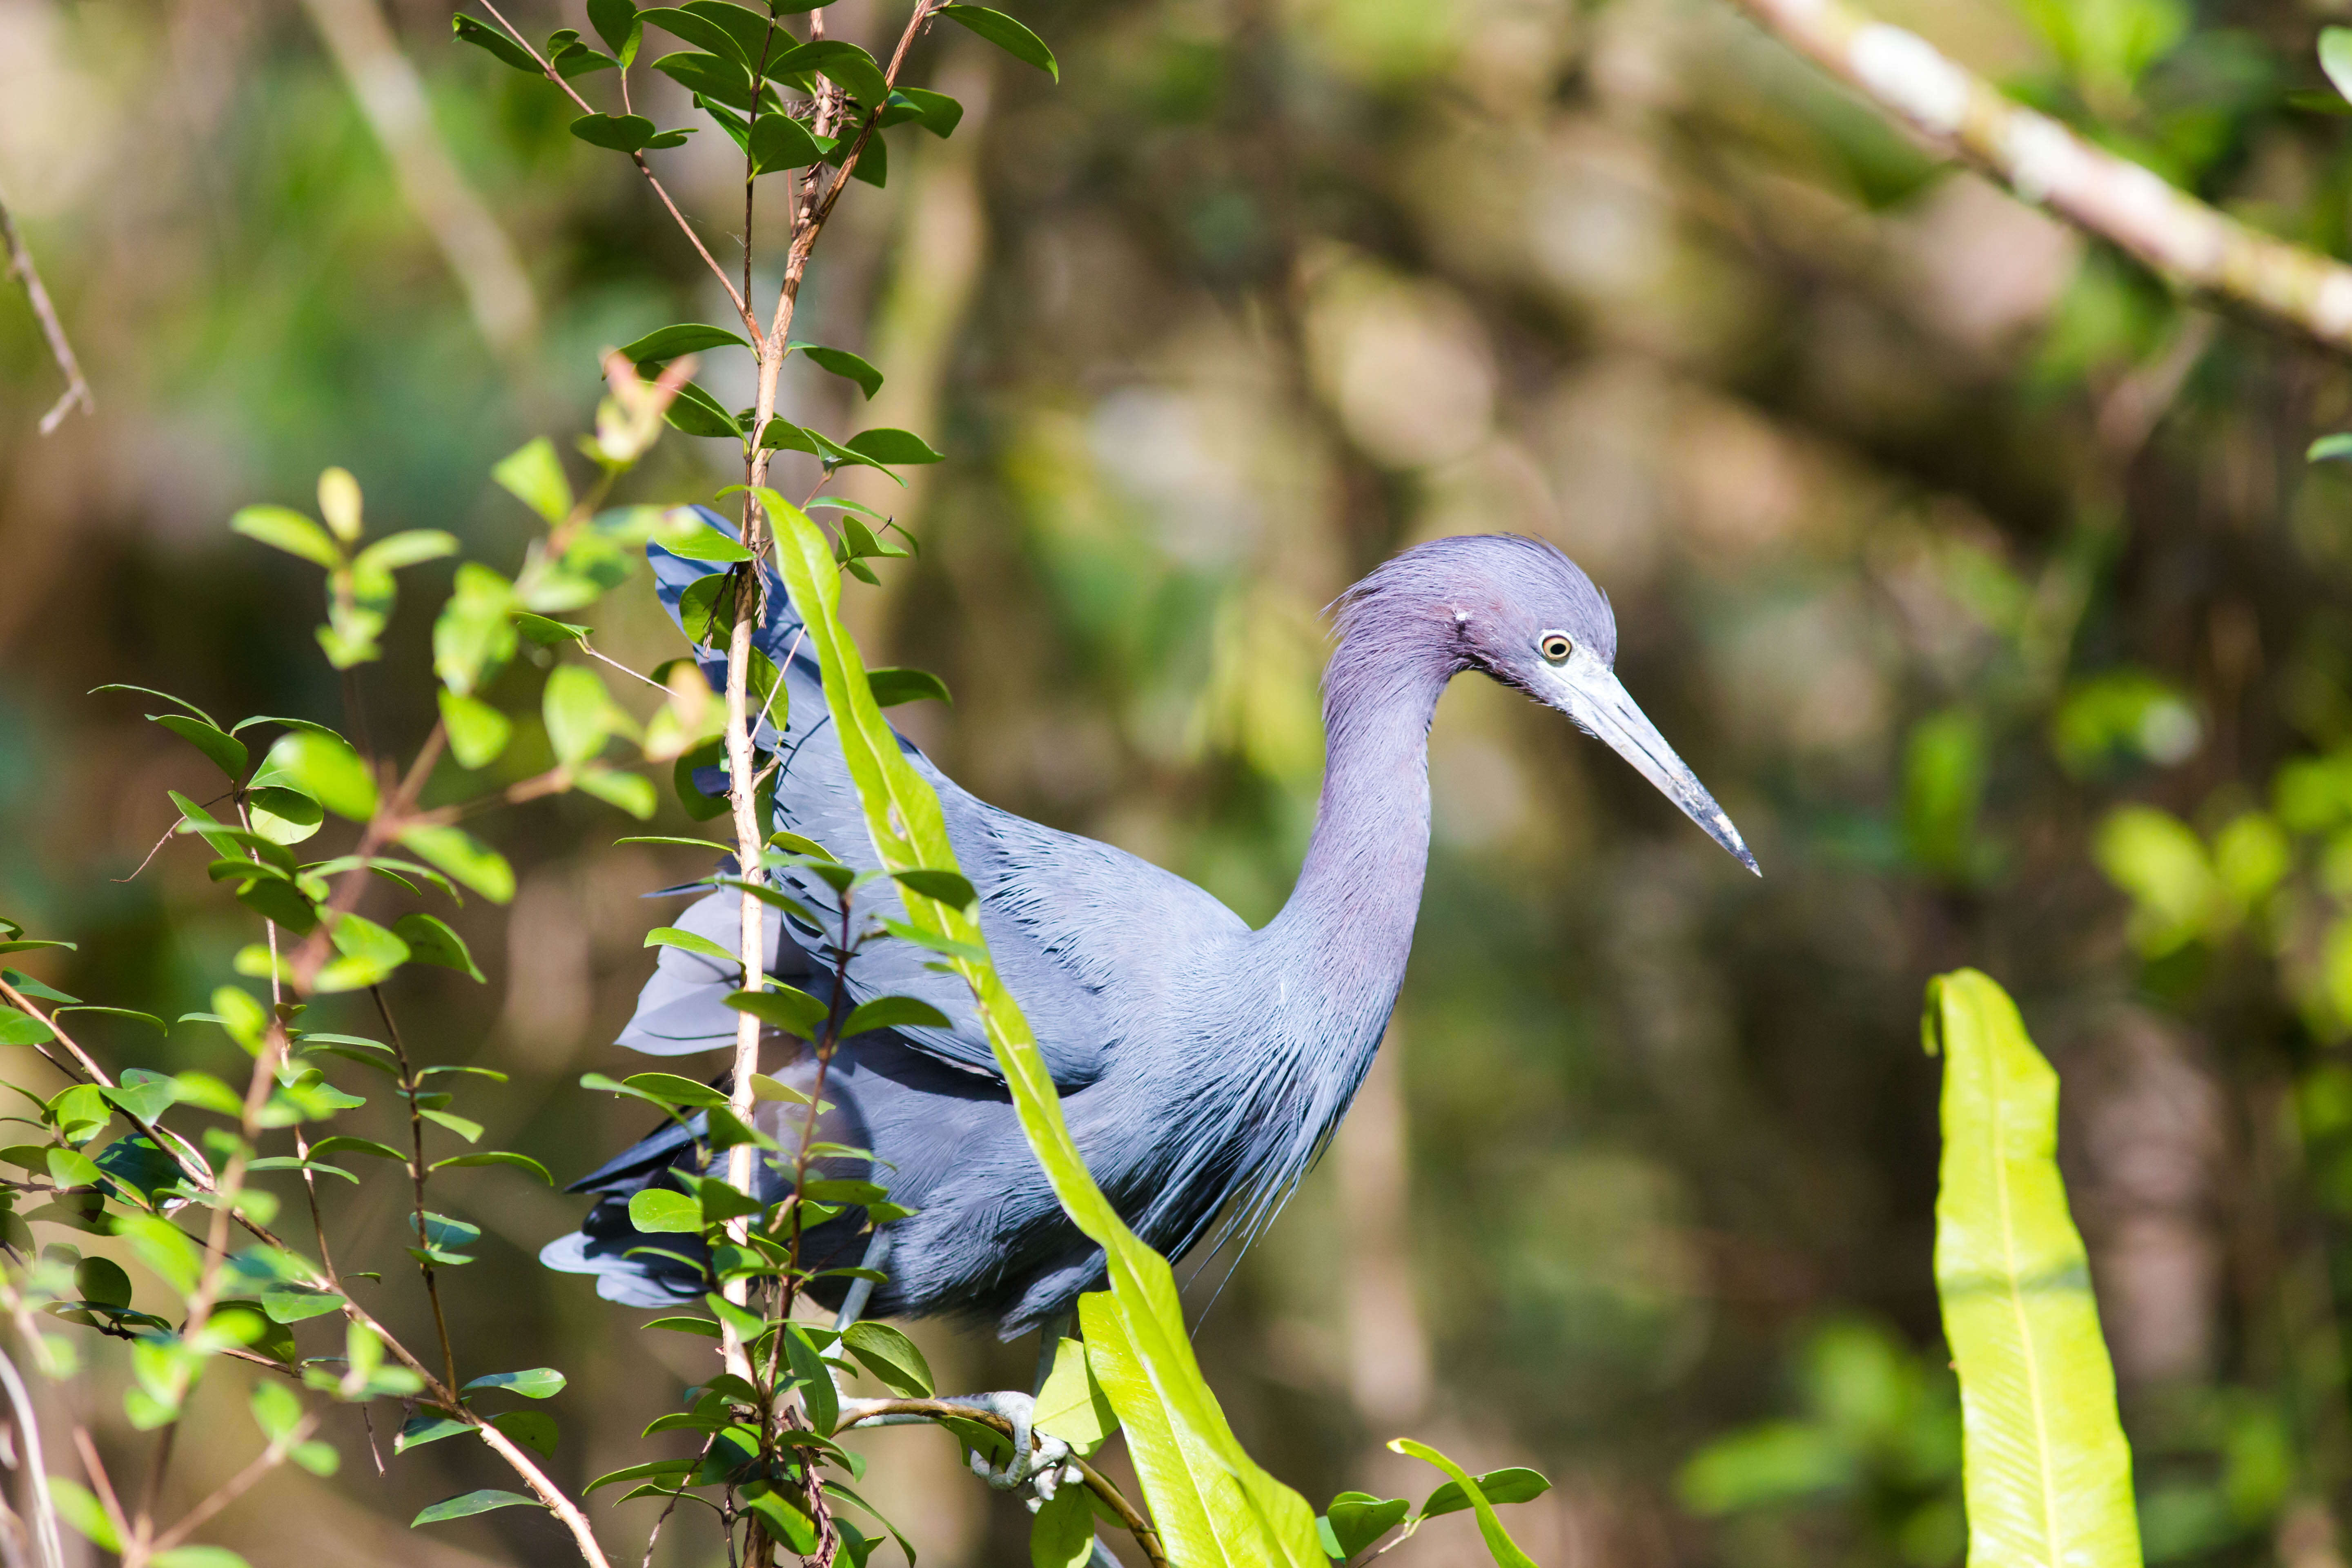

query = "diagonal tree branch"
[1724,0,2352,353]
[0,187,92,436]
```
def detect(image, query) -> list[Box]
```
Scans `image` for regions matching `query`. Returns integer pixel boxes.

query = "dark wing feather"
[647,523,1242,1090]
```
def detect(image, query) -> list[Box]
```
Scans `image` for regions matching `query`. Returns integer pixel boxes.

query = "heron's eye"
[1539,633,1573,664]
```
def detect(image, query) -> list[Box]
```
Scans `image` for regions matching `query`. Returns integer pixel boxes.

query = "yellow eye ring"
[1539,633,1573,664]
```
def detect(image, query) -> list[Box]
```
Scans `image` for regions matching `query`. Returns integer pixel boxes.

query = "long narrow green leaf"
[765,492,1323,1567]
[1925,969,2141,1568]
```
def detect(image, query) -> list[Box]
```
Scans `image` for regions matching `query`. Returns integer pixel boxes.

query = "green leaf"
[431,1149,555,1185]
[622,323,751,365]
[588,0,641,61]
[438,690,512,771]
[1389,1441,1536,1568]
[586,1458,695,1493]
[629,1188,703,1233]
[153,715,248,780]
[398,824,517,904]
[646,1316,722,1337]
[420,1108,484,1143]
[623,1072,733,1107]
[665,380,746,439]
[842,1321,934,1398]
[647,926,741,967]
[91,682,215,724]
[843,427,944,466]
[49,1479,121,1551]
[435,563,521,696]
[412,1490,544,1526]
[792,343,884,399]
[650,49,757,111]
[463,1367,567,1400]
[394,913,484,983]
[396,1412,471,1453]
[314,913,410,994]
[639,7,752,67]
[1923,970,2142,1568]
[784,1324,838,1434]
[75,1255,133,1309]
[2311,431,2352,462]
[752,114,824,173]
[261,731,377,822]
[867,666,951,707]
[578,766,660,820]
[889,86,964,138]
[1032,1336,1116,1456]
[452,13,542,73]
[309,1135,407,1163]
[571,112,662,152]
[727,985,829,1038]
[1419,1466,1550,1519]
[843,996,952,1035]
[492,1408,558,1457]
[765,489,1325,1565]
[543,665,616,765]
[493,438,574,525]
[0,1007,56,1046]
[891,868,978,911]
[153,1548,251,1568]
[933,5,1058,78]
[352,529,459,576]
[774,39,888,104]
[101,1070,176,1121]
[2323,27,2352,105]
[231,505,343,568]
[655,515,755,563]
[1031,1483,1096,1568]
[247,786,324,845]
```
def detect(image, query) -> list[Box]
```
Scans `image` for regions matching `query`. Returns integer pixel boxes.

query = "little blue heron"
[542,526,1752,1486]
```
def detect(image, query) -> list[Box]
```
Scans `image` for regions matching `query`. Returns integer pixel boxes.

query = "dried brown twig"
[1726,0,2352,354]
[0,188,92,436]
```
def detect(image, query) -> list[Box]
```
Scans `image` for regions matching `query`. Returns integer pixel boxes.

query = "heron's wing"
[639,523,1245,1089]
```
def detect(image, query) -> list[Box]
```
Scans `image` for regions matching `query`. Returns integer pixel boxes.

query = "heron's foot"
[940,1390,1073,1493]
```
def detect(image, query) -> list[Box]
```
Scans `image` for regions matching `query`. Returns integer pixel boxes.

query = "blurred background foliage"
[11,0,2352,1561]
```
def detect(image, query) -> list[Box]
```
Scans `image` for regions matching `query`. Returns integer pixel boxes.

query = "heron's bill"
[1542,664,1759,875]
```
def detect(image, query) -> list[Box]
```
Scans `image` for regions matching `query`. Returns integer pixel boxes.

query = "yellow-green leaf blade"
[1927,969,2141,1568]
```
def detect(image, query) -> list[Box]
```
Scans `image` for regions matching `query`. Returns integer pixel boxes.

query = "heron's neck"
[1262,633,1452,1020]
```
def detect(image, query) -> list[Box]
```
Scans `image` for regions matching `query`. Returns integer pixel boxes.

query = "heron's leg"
[832,1229,893,1334]
[840,1310,1078,1492]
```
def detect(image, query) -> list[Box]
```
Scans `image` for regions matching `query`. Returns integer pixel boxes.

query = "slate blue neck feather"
[541,528,1744,1336]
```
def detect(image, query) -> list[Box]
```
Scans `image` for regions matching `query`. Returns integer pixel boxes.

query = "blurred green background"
[9,0,2352,1562]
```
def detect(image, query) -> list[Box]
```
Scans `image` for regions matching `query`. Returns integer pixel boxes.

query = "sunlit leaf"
[493,438,574,525]
[933,5,1058,78]
[1924,971,2142,1568]
[232,505,342,569]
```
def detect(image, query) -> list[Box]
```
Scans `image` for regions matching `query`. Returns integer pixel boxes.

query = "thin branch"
[1725,0,2352,352]
[0,1343,63,1568]
[371,985,458,1393]
[472,0,755,335]
[146,1414,318,1553]
[0,188,91,436]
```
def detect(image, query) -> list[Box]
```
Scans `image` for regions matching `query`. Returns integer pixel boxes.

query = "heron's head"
[1339,535,1757,874]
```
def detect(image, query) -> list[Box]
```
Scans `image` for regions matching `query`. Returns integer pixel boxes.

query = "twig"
[0,1343,63,1568]
[1724,0,2352,352]
[146,1414,318,1553]
[473,0,755,335]
[0,189,91,436]
[371,985,458,1394]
